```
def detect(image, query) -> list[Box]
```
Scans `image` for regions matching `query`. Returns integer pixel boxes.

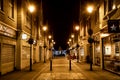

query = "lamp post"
[48,35,52,71]
[68,38,72,70]
[71,34,74,45]
[28,5,35,71]
[87,6,94,71]
[43,26,47,63]
[70,34,74,71]
[75,25,79,63]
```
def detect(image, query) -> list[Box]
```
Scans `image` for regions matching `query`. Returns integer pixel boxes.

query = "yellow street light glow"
[52,40,54,42]
[43,26,47,31]
[112,4,116,9]
[48,35,52,39]
[67,42,69,44]
[87,6,93,13]
[69,38,72,42]
[28,5,35,13]
[71,34,74,38]
[75,25,79,31]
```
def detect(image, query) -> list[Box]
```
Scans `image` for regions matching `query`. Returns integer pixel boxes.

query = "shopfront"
[1,44,15,75]
[103,34,120,75]
[94,35,100,66]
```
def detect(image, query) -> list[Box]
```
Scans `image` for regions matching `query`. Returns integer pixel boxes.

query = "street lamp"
[43,26,47,63]
[48,35,52,71]
[48,35,52,59]
[87,6,93,13]
[71,34,74,45]
[75,25,79,63]
[87,6,94,71]
[28,5,35,71]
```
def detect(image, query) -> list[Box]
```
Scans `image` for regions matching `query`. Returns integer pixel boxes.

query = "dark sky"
[42,0,80,50]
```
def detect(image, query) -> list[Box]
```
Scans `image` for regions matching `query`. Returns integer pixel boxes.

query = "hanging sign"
[108,20,120,33]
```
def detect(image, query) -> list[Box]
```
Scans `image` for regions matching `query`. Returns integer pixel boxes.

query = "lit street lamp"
[71,34,74,45]
[28,5,35,71]
[43,26,47,63]
[48,35,52,71]
[75,25,79,63]
[87,6,94,71]
[48,35,52,59]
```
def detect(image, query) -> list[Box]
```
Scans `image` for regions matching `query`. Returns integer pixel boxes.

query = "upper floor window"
[95,7,99,26]
[9,0,14,18]
[104,0,107,15]
[108,0,113,11]
[26,11,31,29]
[104,0,114,15]
[0,0,3,11]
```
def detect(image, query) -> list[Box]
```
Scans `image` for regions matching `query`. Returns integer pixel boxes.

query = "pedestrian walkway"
[1,57,120,80]
[33,57,87,80]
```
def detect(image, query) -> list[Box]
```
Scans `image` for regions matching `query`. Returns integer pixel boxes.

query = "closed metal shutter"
[22,46,30,68]
[1,44,15,75]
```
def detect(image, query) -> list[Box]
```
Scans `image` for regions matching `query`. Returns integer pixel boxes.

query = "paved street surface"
[1,57,120,80]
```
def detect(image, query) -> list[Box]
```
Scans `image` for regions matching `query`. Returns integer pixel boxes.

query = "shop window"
[115,42,120,57]
[0,0,3,11]
[9,0,14,18]
[104,37,120,74]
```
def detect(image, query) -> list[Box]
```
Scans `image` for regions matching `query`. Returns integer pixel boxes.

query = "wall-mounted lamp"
[22,33,27,40]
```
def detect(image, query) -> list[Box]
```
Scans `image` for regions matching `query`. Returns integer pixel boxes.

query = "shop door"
[1,44,15,75]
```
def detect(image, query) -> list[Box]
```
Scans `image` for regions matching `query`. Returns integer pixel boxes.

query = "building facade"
[0,0,49,75]
[79,0,120,75]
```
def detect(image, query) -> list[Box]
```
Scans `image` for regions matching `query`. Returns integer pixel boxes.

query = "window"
[104,0,114,15]
[104,0,107,15]
[26,11,31,29]
[9,0,14,18]
[108,0,113,11]
[95,7,99,26]
[0,0,3,11]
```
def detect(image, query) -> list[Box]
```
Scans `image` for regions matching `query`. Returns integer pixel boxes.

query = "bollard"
[50,59,52,71]
[69,59,71,70]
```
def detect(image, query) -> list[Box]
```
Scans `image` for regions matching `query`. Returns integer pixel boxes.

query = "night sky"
[42,0,80,50]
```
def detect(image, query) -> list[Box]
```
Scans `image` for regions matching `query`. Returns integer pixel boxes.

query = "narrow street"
[1,56,120,80]
[33,57,87,80]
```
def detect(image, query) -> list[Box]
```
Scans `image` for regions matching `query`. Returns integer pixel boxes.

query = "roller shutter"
[22,46,30,68]
[1,44,15,75]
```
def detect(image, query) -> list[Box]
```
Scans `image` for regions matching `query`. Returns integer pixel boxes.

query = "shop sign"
[0,23,16,37]
[108,20,120,33]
